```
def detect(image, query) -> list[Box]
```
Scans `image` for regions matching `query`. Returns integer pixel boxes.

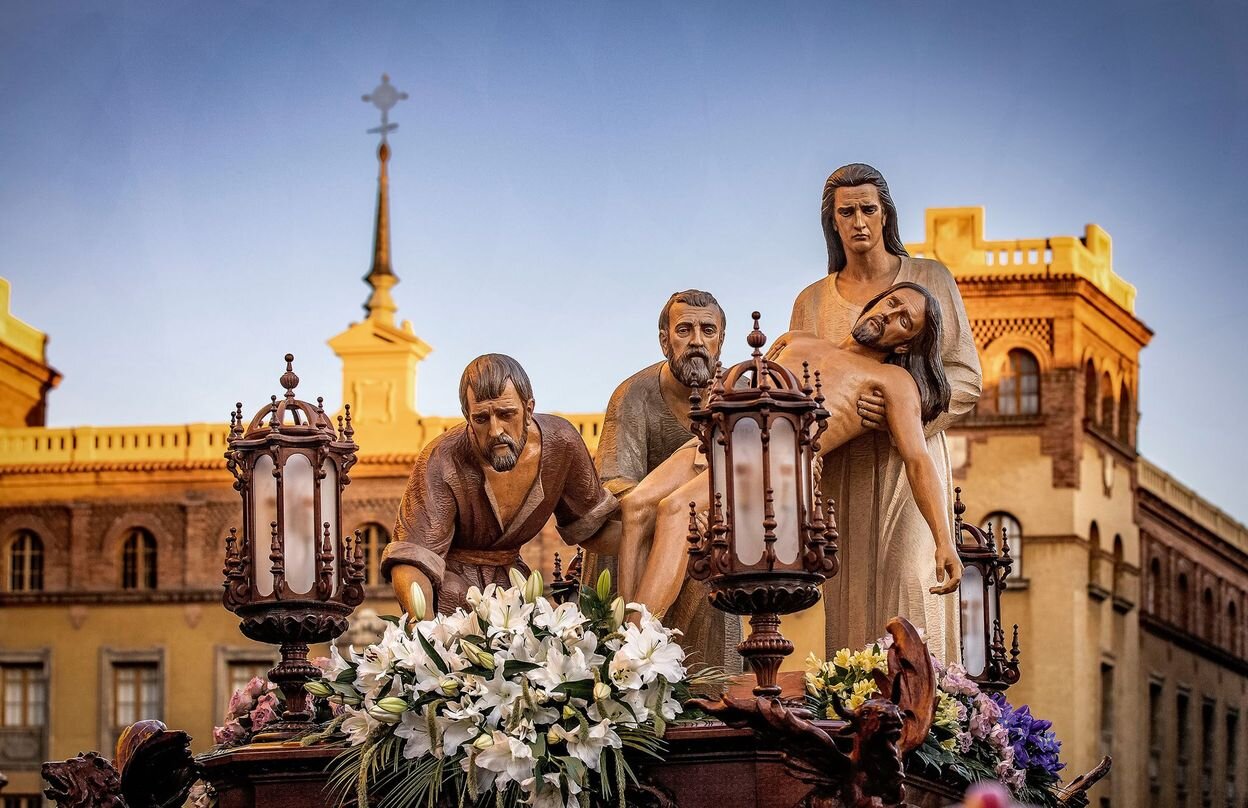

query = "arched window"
[1113,535,1124,596]
[356,523,391,586]
[1084,360,1098,422]
[121,528,157,590]
[1177,573,1190,630]
[1203,588,1217,642]
[980,512,1022,579]
[1228,600,1240,657]
[1100,373,1115,432]
[7,530,44,592]
[1147,557,1162,614]
[997,350,1040,415]
[1118,382,1132,445]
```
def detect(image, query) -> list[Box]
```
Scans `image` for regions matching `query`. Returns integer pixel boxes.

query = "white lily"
[473,730,537,787]
[565,719,622,771]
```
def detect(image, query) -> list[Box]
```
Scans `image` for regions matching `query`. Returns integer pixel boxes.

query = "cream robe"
[789,257,981,663]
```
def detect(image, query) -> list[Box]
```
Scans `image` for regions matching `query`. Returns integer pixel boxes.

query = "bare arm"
[392,564,435,619]
[630,469,710,617]
[881,372,963,594]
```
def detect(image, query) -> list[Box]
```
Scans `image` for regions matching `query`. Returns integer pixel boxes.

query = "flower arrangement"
[804,642,1065,807]
[212,676,281,747]
[304,569,712,808]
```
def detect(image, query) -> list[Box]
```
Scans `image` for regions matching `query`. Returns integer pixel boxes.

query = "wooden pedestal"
[199,722,963,808]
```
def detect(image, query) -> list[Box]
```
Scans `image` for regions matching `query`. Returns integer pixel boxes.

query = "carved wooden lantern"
[953,487,1020,692]
[686,313,839,697]
[222,354,366,738]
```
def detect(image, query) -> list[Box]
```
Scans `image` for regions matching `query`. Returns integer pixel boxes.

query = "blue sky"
[1,1,1245,520]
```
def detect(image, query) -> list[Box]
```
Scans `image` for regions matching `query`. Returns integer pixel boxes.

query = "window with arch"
[1203,587,1217,642]
[980,512,1022,579]
[1100,373,1115,432]
[1117,382,1132,445]
[1112,535,1124,597]
[1177,573,1190,631]
[997,349,1040,415]
[1084,360,1098,421]
[1147,557,1162,614]
[121,528,157,590]
[357,523,392,586]
[1228,600,1240,657]
[7,530,44,592]
[1089,521,1101,590]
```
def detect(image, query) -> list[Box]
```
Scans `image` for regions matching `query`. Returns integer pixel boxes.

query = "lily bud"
[508,568,528,591]
[408,582,427,621]
[546,726,562,745]
[593,682,612,702]
[460,640,495,671]
[367,705,401,725]
[472,733,495,750]
[376,697,409,715]
[439,677,460,697]
[304,680,333,697]
[562,705,576,720]
[524,570,545,604]
[596,569,612,602]
[610,597,626,629]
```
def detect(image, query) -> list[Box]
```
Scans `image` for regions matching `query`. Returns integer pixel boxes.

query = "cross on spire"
[362,73,409,144]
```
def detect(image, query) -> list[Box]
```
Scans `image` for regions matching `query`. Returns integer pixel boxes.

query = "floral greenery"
[804,643,1065,807]
[304,569,718,808]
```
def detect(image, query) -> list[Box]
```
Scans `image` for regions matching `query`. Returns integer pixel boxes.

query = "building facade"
[1,202,1244,807]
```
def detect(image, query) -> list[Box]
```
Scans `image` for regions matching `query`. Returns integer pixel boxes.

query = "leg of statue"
[632,469,709,618]
[618,443,703,601]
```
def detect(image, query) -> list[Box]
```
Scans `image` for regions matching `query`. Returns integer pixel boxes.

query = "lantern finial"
[280,354,299,400]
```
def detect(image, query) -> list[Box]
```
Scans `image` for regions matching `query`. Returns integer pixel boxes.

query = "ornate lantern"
[953,487,1021,692]
[222,354,366,738]
[686,313,839,697]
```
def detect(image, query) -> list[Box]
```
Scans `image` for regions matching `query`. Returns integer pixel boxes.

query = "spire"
[361,74,409,326]
[364,141,397,324]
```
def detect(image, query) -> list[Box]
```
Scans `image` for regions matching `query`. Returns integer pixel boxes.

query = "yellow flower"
[832,648,853,670]
[804,652,824,674]
[852,679,878,700]
[846,692,867,711]
[852,650,878,672]
[940,737,957,751]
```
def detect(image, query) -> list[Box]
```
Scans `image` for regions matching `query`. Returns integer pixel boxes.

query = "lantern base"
[705,570,824,616]
[739,612,792,697]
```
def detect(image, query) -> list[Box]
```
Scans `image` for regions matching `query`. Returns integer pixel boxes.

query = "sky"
[1,1,1245,521]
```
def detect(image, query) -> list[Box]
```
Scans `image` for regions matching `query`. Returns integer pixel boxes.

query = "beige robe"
[789,257,981,663]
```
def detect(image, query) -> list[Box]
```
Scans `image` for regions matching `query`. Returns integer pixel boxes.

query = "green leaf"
[378,614,402,626]
[335,667,358,685]
[502,660,543,676]
[552,680,595,701]
[415,626,450,674]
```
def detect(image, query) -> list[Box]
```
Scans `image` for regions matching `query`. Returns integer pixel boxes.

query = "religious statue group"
[381,163,982,667]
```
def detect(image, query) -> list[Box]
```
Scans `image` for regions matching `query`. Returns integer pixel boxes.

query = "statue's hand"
[858,389,887,431]
[930,542,963,595]
[765,334,790,361]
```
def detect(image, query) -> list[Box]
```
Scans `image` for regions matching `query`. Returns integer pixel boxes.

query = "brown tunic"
[381,413,618,614]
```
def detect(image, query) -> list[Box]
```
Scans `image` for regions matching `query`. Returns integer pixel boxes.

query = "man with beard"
[594,289,739,669]
[624,282,964,660]
[383,354,618,615]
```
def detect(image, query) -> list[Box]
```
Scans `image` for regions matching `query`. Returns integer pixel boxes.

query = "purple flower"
[940,663,980,697]
[992,694,1065,780]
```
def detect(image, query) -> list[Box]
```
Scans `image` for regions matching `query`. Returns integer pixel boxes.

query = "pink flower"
[243,676,269,700]
[249,692,281,730]
[988,723,1011,751]
[956,731,973,753]
[311,656,332,673]
[212,719,246,746]
[964,781,1012,808]
[227,688,255,718]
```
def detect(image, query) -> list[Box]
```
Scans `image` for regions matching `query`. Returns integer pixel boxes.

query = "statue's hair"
[658,289,725,333]
[821,163,909,274]
[862,282,950,424]
[459,354,533,416]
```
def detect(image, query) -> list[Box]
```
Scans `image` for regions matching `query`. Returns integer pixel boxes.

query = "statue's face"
[465,380,533,471]
[832,184,887,257]
[660,302,724,387]
[852,286,927,352]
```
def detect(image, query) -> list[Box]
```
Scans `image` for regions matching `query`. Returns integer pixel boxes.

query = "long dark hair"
[860,282,950,423]
[821,163,908,274]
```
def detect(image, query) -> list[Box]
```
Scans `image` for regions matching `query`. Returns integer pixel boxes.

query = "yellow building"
[1,190,1244,808]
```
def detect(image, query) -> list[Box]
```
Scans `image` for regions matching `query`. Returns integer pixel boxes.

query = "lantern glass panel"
[770,417,800,565]
[320,458,338,594]
[711,426,726,509]
[960,564,987,677]
[283,452,316,595]
[253,453,277,596]
[731,416,765,566]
